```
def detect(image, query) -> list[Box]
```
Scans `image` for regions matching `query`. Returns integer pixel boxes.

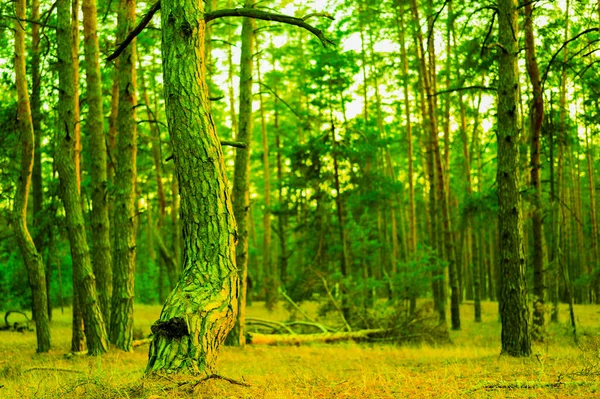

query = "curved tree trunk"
[497,0,531,357]
[13,0,51,353]
[146,0,238,374]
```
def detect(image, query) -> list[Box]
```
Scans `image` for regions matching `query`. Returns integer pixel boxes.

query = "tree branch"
[106,0,161,62]
[541,28,598,88]
[434,85,497,96]
[165,140,248,161]
[205,8,334,47]
[106,2,334,63]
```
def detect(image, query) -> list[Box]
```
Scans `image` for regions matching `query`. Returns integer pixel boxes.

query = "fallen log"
[246,328,389,345]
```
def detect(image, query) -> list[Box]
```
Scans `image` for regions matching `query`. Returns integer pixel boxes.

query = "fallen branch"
[467,380,594,393]
[246,328,388,345]
[245,317,296,334]
[24,367,84,375]
[178,374,251,388]
[279,288,319,323]
[320,277,352,332]
[285,320,330,333]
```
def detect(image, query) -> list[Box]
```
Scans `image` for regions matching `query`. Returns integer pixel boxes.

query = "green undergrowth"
[2,301,600,398]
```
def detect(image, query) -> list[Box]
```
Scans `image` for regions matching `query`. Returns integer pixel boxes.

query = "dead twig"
[178,374,251,388]
[24,367,84,375]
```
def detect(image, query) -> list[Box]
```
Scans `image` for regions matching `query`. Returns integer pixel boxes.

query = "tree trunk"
[411,0,459,330]
[110,0,138,352]
[12,0,51,353]
[83,0,113,326]
[497,0,531,357]
[226,3,254,347]
[524,2,546,341]
[146,0,238,374]
[257,43,276,311]
[72,0,82,192]
[56,0,109,355]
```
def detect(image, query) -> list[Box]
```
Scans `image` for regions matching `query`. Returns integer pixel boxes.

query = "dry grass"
[1,300,600,398]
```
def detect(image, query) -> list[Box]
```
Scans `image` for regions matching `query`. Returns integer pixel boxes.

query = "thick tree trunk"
[110,0,138,352]
[56,0,109,355]
[497,0,531,357]
[83,0,113,326]
[146,0,238,374]
[13,0,51,353]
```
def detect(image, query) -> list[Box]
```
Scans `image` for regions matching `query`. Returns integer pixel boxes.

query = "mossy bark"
[146,0,238,374]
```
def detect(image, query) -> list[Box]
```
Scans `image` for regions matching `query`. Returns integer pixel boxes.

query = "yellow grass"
[1,301,600,398]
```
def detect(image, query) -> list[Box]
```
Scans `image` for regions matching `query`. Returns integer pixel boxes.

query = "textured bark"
[83,0,113,325]
[72,0,82,191]
[524,2,546,341]
[110,0,138,352]
[226,4,253,347]
[497,0,531,357]
[146,0,238,374]
[12,0,51,353]
[56,0,109,355]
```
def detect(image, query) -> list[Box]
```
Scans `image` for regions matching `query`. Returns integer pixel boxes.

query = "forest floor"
[1,300,600,398]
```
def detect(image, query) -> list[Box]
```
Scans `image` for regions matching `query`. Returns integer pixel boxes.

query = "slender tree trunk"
[110,0,138,352]
[225,3,253,347]
[585,120,599,303]
[83,0,113,326]
[146,0,238,374]
[257,44,276,311]
[524,2,546,341]
[13,0,51,353]
[72,0,82,191]
[497,0,531,357]
[273,80,289,289]
[30,0,51,321]
[57,0,109,355]
[411,0,459,330]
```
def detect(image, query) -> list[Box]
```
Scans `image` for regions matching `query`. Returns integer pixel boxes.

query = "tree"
[82,0,113,326]
[497,0,531,357]
[145,0,239,374]
[227,0,254,347]
[56,0,109,355]
[524,1,546,341]
[12,0,51,353]
[110,0,138,352]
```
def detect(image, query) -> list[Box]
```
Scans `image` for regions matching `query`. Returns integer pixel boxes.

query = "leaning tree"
[107,0,332,375]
